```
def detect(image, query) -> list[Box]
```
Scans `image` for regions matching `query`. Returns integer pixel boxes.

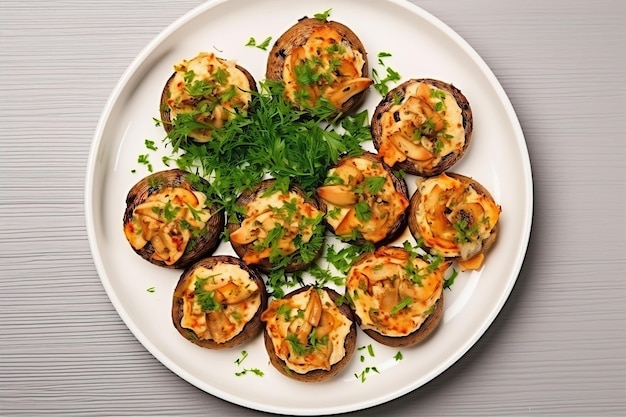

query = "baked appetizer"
[123,169,224,268]
[160,51,257,143]
[261,285,356,382]
[316,152,409,245]
[266,16,373,117]
[228,179,326,273]
[372,78,473,176]
[172,256,268,349]
[408,173,501,271]
[345,246,450,347]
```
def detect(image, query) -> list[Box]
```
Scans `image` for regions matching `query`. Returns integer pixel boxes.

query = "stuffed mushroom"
[408,172,501,271]
[228,179,326,273]
[122,169,224,269]
[372,78,473,177]
[316,152,409,246]
[160,51,257,143]
[261,285,356,382]
[172,255,268,349]
[266,16,373,117]
[345,246,450,347]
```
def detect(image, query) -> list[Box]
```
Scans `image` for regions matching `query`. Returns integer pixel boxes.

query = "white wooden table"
[1,0,624,415]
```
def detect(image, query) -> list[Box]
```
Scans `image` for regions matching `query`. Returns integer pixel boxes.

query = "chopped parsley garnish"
[390,296,414,315]
[245,36,272,50]
[235,368,265,377]
[314,8,332,20]
[325,243,374,274]
[453,217,480,243]
[354,201,372,222]
[372,52,401,96]
[144,139,158,151]
[285,334,310,356]
[444,268,459,290]
[194,276,222,311]
[275,304,292,322]
[234,350,248,366]
[137,154,153,172]
[363,176,386,195]
[162,201,181,222]
[354,366,380,383]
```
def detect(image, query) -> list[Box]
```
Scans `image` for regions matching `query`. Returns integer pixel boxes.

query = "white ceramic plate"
[85,0,533,415]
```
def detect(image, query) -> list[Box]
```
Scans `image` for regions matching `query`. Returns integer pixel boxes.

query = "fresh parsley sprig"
[161,80,369,221]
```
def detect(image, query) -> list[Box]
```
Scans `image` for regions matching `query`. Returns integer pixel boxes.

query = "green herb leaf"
[444,268,459,290]
[235,368,264,377]
[354,201,372,222]
[390,296,413,315]
[246,36,272,50]
[144,139,158,151]
[364,176,386,195]
[314,8,332,20]
[194,276,222,311]
[234,350,248,366]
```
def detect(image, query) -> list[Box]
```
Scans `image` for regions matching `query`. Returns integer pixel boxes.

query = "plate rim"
[84,0,534,414]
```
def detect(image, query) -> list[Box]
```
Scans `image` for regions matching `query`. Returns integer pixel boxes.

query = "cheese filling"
[177,264,262,344]
[377,81,465,169]
[282,24,372,110]
[123,187,212,265]
[346,246,448,337]
[166,51,253,142]
[414,173,500,260]
[317,156,409,243]
[261,287,353,374]
[230,188,324,266]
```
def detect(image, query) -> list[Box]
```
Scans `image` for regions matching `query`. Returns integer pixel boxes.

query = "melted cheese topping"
[261,287,353,374]
[414,173,501,261]
[166,52,252,142]
[179,263,261,344]
[377,81,465,170]
[282,24,372,110]
[317,156,409,243]
[230,189,323,265]
[123,187,211,265]
[346,246,447,337]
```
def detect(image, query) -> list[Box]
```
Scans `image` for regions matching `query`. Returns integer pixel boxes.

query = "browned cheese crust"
[172,255,268,349]
[122,169,224,269]
[266,17,371,117]
[262,286,357,382]
[371,78,473,177]
[362,293,444,348]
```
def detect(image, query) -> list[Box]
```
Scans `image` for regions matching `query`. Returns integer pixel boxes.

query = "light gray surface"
[1,0,624,416]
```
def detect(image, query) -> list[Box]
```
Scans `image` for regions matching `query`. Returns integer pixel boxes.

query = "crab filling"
[176,263,262,343]
[377,81,465,169]
[261,287,352,374]
[166,51,253,142]
[346,246,449,337]
[317,156,409,243]
[282,24,372,111]
[124,187,212,265]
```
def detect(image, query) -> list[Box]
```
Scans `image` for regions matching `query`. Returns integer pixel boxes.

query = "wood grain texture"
[1,0,624,416]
